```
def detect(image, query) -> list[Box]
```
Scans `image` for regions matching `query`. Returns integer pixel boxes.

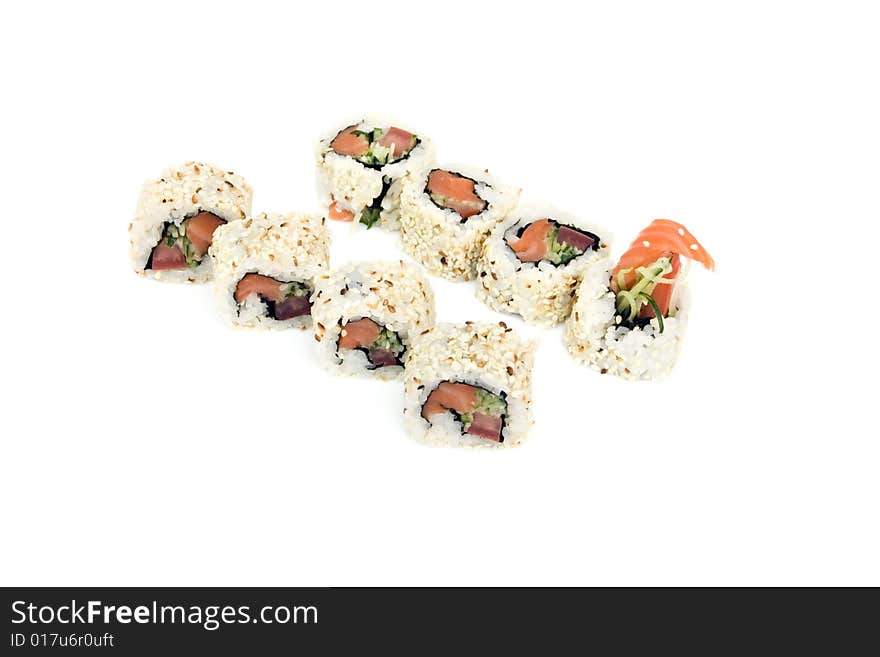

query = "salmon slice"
[338,318,381,350]
[611,219,715,285]
[377,127,415,158]
[328,200,355,222]
[331,125,370,157]
[639,253,681,318]
[612,219,714,290]
[149,242,187,270]
[421,382,478,418]
[509,219,552,262]
[235,273,285,304]
[426,170,487,219]
[185,212,225,256]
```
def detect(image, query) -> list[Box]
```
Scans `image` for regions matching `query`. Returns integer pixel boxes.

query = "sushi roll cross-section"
[404,322,536,447]
[316,117,435,230]
[476,206,611,325]
[312,261,436,380]
[565,219,714,380]
[398,165,520,281]
[209,212,330,330]
[130,161,253,283]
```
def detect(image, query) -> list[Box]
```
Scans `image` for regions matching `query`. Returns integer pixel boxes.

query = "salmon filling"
[338,317,406,368]
[426,170,487,220]
[330,125,418,168]
[508,218,599,266]
[234,273,312,321]
[328,200,355,222]
[421,381,507,442]
[146,212,226,271]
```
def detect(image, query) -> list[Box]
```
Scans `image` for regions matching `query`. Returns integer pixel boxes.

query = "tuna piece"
[149,243,187,270]
[466,412,503,442]
[556,226,596,252]
[368,348,399,367]
[272,295,311,320]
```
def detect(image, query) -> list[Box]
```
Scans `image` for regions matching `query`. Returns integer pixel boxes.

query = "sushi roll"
[403,322,536,447]
[476,206,611,326]
[130,161,253,283]
[312,261,436,380]
[565,219,714,380]
[398,166,520,281]
[209,212,330,330]
[315,117,435,230]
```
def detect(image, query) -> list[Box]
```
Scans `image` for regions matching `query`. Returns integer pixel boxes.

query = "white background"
[1,1,877,586]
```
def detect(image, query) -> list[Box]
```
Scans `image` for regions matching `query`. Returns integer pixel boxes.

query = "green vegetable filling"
[371,325,405,356]
[614,256,675,333]
[474,388,507,417]
[283,280,311,298]
[545,225,583,266]
[460,388,507,426]
[159,222,201,269]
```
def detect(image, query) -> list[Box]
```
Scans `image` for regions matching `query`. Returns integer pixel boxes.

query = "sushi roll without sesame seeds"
[403,322,536,447]
[311,261,436,380]
[209,212,330,330]
[398,165,520,281]
[129,161,253,283]
[476,205,611,326]
[565,219,714,380]
[316,117,435,230]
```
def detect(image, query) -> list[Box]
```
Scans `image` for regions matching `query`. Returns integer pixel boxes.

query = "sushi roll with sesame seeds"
[315,117,435,230]
[476,205,611,326]
[311,261,436,380]
[398,166,520,281]
[130,161,253,283]
[403,322,536,447]
[565,219,714,380]
[209,212,330,330]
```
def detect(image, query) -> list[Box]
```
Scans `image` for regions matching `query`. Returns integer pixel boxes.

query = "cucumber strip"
[638,292,664,333]
[360,206,381,228]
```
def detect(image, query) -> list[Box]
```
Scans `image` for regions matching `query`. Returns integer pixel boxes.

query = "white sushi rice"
[129,161,253,283]
[209,212,330,330]
[311,260,436,381]
[403,322,536,448]
[475,204,611,326]
[564,257,690,380]
[315,116,435,230]
[397,164,520,281]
